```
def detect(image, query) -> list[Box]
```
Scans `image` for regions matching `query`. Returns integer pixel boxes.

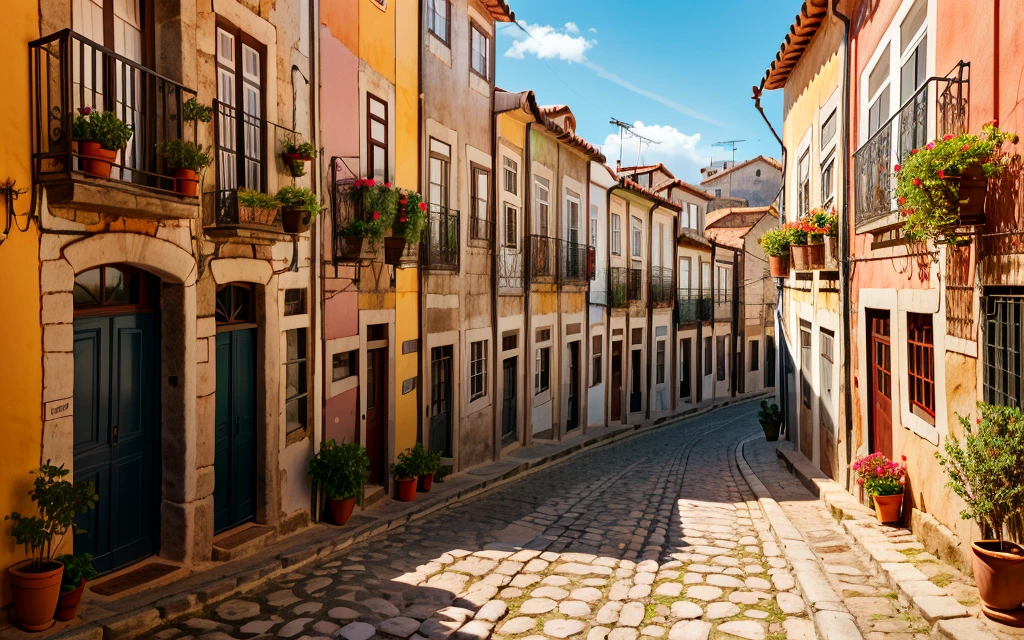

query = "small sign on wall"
[402,339,419,354]
[402,378,417,395]
[45,397,73,420]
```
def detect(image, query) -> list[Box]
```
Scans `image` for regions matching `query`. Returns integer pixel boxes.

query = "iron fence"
[497,248,523,291]
[470,215,495,246]
[529,234,558,282]
[423,204,460,270]
[610,267,629,308]
[676,288,700,324]
[649,266,673,307]
[29,29,197,193]
[714,288,732,321]
[627,268,644,302]
[560,239,588,282]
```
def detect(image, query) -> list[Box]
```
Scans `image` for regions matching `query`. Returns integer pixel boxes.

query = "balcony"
[423,204,460,270]
[529,235,558,283]
[649,266,673,307]
[854,62,969,230]
[209,100,303,242]
[590,267,608,306]
[714,289,733,322]
[610,267,643,307]
[29,29,199,220]
[676,288,712,324]
[469,215,495,247]
[497,246,524,291]
[559,239,588,283]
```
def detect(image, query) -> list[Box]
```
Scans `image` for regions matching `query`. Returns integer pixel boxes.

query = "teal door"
[214,328,258,532]
[73,312,159,573]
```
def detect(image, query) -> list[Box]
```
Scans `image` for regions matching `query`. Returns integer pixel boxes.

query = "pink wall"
[325,387,359,443]
[325,289,359,340]
[319,24,359,162]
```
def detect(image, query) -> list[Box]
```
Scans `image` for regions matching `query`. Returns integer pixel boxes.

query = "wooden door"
[868,312,893,459]
[630,349,642,413]
[611,341,623,421]
[501,357,517,444]
[73,312,159,573]
[365,348,388,484]
[680,338,692,400]
[429,346,453,457]
[567,342,580,431]
[799,327,813,460]
[214,329,257,533]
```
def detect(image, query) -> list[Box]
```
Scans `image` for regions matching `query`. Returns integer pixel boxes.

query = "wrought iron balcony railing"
[529,234,558,283]
[559,239,588,282]
[422,204,460,270]
[854,62,969,229]
[649,266,673,307]
[497,247,524,291]
[714,288,733,321]
[29,29,197,194]
[628,268,644,302]
[676,288,703,324]
[610,267,629,308]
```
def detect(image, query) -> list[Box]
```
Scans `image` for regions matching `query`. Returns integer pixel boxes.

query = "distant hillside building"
[699,155,782,207]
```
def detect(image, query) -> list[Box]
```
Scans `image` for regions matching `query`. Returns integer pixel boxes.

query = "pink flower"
[943,134,954,141]
[926,142,935,150]
[418,202,427,211]
[938,170,946,179]
[913,178,922,187]
[372,211,380,220]
[894,164,901,172]
[911,148,919,155]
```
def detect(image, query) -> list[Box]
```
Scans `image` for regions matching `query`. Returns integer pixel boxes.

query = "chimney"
[616,159,621,172]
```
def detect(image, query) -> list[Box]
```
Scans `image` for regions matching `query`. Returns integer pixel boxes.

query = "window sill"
[44,176,200,223]
[427,35,452,67]
[905,405,939,446]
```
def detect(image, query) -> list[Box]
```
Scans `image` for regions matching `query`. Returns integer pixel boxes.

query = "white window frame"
[631,216,642,259]
[470,22,489,79]
[611,214,621,255]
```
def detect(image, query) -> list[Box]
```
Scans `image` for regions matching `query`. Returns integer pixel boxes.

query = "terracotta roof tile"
[478,0,516,23]
[655,179,714,202]
[760,0,830,91]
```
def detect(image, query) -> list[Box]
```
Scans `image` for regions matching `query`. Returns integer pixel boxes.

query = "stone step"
[212,523,276,562]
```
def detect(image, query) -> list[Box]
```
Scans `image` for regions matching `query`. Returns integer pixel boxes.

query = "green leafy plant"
[895,123,1018,242]
[74,109,133,150]
[288,159,307,178]
[757,400,783,429]
[343,178,397,242]
[390,449,419,480]
[434,465,453,483]
[393,190,428,243]
[5,462,98,573]
[852,452,906,497]
[276,185,322,218]
[308,439,370,504]
[405,442,442,477]
[237,188,280,210]
[758,227,796,257]
[937,402,1024,547]
[54,553,98,592]
[806,207,838,237]
[155,139,212,173]
[71,107,94,141]
[281,139,317,160]
[182,97,213,124]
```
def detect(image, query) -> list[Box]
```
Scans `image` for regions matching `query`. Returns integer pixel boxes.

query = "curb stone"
[41,393,769,640]
[732,435,865,640]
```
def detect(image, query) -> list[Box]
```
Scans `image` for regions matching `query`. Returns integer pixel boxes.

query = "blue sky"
[495,0,798,184]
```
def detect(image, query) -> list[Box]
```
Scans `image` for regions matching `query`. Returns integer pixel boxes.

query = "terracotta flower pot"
[174,168,199,197]
[871,493,903,524]
[327,497,357,526]
[769,255,788,278]
[282,208,311,234]
[395,477,418,502]
[824,235,838,268]
[806,243,825,269]
[791,244,811,270]
[54,577,86,622]
[80,141,117,179]
[384,237,409,265]
[8,559,64,632]
[973,540,1024,612]
[944,163,989,226]
[418,472,434,493]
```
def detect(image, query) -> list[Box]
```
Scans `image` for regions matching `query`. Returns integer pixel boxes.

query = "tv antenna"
[711,140,744,197]
[610,118,659,174]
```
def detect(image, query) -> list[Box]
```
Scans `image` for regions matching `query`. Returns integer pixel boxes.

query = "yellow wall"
[393,0,419,455]
[359,0,397,85]
[0,0,42,606]
[499,113,527,150]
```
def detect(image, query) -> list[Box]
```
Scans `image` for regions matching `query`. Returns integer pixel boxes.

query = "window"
[534,177,550,235]
[678,258,691,292]
[716,335,727,381]
[426,0,449,45]
[216,24,265,192]
[750,340,760,372]
[73,265,155,311]
[714,188,722,198]
[591,335,603,386]
[429,138,450,208]
[821,155,835,210]
[907,312,935,417]
[679,338,692,399]
[470,340,488,401]
[503,156,518,194]
[504,203,519,249]
[535,347,550,393]
[821,108,837,149]
[471,165,490,240]
[214,282,255,325]
[656,340,666,384]
[704,336,713,376]
[716,265,730,302]
[636,173,650,188]
[631,217,642,258]
[367,93,388,182]
[797,149,810,218]
[701,262,711,293]
[470,23,489,79]
[332,350,357,382]
[566,191,581,244]
[680,202,690,229]
[900,1,927,104]
[755,169,762,177]
[820,329,834,402]
[285,329,308,433]
[984,294,1024,407]
[611,214,621,255]
[284,288,307,316]
[801,328,812,408]
[590,205,598,247]
[867,45,891,136]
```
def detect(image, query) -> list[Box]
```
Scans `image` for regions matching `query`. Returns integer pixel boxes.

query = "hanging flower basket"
[338,236,380,260]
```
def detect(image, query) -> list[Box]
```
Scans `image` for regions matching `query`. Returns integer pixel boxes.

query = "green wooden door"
[73,313,159,573]
[214,329,258,532]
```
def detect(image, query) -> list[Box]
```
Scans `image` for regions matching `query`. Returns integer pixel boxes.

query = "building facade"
[700,155,783,206]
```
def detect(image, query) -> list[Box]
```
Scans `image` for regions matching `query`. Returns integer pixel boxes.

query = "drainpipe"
[583,161,592,434]
[417,0,426,447]
[490,83,499,462]
[604,184,614,427]
[523,122,533,447]
[645,202,655,422]
[833,0,855,486]
[732,247,740,398]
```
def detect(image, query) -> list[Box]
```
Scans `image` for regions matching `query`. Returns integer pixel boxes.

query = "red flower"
[79,106,92,116]
[372,211,380,220]
[366,179,376,187]
[399,215,407,223]
[901,454,907,462]
[913,178,922,187]
[385,182,392,188]
[894,164,901,172]
[898,197,906,205]
[961,144,971,151]
[978,417,983,425]
[355,179,365,188]
[943,134,954,141]
[926,142,935,150]
[418,202,427,211]
[911,148,919,155]
[938,170,945,179]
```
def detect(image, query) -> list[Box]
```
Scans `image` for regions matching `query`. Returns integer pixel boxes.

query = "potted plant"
[5,462,97,631]
[182,97,213,124]
[338,178,396,259]
[407,443,442,493]
[73,108,133,179]
[895,123,1018,243]
[236,188,281,226]
[758,227,794,278]
[852,452,906,524]
[937,402,1024,614]
[387,189,427,266]
[281,139,317,178]
[784,222,810,270]
[53,553,97,621]
[757,400,783,441]
[276,185,322,234]
[308,439,371,526]
[390,450,419,503]
[806,208,839,267]
[155,139,211,197]
[799,211,830,269]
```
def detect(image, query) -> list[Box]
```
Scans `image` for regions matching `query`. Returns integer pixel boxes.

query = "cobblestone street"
[148,402,816,640]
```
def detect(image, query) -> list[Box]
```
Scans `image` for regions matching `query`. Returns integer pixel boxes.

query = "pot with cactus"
[938,402,1024,616]
[852,452,906,524]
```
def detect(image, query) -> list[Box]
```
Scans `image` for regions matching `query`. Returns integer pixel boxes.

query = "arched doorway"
[213,283,258,532]
[72,264,161,573]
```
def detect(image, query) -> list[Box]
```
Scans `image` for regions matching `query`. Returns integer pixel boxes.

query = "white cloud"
[505,22,595,64]
[588,27,598,33]
[602,122,710,181]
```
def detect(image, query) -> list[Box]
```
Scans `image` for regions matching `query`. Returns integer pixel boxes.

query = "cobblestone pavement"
[149,401,817,640]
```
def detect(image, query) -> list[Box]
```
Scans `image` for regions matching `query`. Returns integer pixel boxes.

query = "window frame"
[750,339,760,372]
[503,156,518,194]
[428,137,451,209]
[534,176,550,235]
[704,336,713,376]
[630,216,642,259]
[716,335,727,382]
[215,20,268,193]
[332,349,358,382]
[470,339,488,401]
[470,163,490,240]
[907,312,936,419]
[503,203,519,249]
[656,340,666,384]
[426,0,451,46]
[366,92,389,183]
[469,21,490,80]
[535,346,551,394]
[284,328,309,435]
[591,335,603,387]
[611,214,621,255]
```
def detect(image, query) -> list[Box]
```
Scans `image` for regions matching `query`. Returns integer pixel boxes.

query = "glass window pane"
[73,268,102,306]
[371,120,385,142]
[104,266,133,304]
